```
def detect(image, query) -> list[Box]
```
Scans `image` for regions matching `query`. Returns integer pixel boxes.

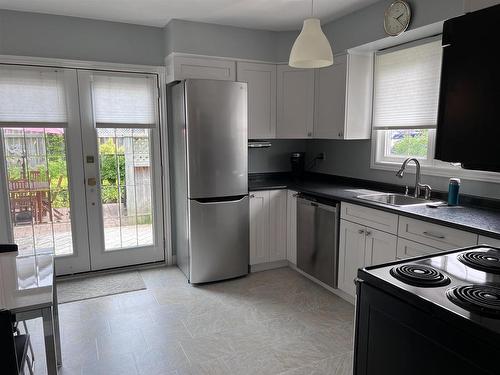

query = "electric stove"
[354,245,500,375]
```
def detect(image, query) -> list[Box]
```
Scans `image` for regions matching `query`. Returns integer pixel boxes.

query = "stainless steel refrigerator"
[168,79,249,283]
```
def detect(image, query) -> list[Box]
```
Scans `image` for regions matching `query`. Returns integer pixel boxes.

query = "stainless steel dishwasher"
[297,194,340,288]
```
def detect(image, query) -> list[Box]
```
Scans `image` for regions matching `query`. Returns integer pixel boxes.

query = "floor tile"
[134,343,190,374]
[81,352,138,375]
[28,265,355,375]
[175,358,231,375]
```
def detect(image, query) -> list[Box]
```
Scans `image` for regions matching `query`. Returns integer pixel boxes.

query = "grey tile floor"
[27,266,355,375]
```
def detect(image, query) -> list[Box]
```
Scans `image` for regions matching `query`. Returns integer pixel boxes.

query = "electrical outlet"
[317,152,326,161]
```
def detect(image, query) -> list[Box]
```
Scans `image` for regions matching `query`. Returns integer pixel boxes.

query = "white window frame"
[370,38,500,184]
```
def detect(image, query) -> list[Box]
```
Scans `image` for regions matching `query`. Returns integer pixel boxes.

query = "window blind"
[0,67,68,127]
[92,74,158,128]
[372,39,443,130]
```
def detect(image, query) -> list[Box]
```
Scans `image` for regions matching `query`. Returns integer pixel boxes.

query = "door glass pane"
[2,128,74,257]
[97,128,154,251]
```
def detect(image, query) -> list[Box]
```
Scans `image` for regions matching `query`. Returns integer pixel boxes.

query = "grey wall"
[249,140,306,173]
[307,140,500,200]
[298,0,500,200]
[0,10,165,65]
[165,19,278,61]
[275,0,464,61]
[2,2,498,197]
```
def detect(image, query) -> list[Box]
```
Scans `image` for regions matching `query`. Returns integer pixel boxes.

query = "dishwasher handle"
[297,196,339,213]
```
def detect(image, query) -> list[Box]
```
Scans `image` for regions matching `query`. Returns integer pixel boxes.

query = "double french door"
[0,65,164,275]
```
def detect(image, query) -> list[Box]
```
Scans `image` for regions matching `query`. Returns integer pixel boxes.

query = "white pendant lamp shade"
[289,18,333,68]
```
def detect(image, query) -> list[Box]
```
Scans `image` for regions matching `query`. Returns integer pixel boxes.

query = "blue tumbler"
[447,178,461,206]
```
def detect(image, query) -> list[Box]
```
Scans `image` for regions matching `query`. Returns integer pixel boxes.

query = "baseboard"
[288,262,355,305]
[250,259,289,273]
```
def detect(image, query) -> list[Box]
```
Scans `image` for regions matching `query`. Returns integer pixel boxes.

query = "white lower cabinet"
[398,216,478,250]
[338,219,397,297]
[269,190,287,262]
[249,191,270,265]
[338,220,367,296]
[396,238,440,260]
[286,190,298,265]
[478,235,500,247]
[249,190,287,266]
[338,202,485,299]
[365,228,397,266]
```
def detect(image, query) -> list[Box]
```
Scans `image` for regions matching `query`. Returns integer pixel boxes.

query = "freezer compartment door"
[189,196,249,283]
[185,79,248,199]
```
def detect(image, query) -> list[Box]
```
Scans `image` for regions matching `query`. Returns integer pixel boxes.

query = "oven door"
[354,281,499,375]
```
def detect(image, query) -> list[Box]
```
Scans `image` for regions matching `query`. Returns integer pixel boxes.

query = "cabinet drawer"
[398,217,478,250]
[341,202,398,235]
[396,238,441,260]
[478,235,500,247]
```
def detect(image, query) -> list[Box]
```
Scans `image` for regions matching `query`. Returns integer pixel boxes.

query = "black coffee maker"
[290,152,305,180]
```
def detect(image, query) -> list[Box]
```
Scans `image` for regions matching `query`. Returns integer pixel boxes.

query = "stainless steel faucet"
[396,158,432,199]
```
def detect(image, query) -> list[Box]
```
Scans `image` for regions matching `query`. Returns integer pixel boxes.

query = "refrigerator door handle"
[192,195,248,205]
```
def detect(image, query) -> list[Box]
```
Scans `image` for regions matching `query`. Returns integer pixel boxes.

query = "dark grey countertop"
[249,173,500,240]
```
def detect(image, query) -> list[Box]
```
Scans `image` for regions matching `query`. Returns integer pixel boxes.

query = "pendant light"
[289,0,333,68]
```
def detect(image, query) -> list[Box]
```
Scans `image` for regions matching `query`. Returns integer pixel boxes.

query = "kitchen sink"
[356,193,436,207]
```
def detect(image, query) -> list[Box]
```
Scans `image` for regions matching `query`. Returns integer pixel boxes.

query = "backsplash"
[248,139,306,173]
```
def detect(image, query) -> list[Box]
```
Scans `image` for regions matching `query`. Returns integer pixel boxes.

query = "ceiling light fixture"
[289,0,333,68]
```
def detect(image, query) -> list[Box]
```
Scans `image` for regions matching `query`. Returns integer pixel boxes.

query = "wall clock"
[384,1,411,36]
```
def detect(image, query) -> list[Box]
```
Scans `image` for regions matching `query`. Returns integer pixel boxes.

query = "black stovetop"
[360,246,500,335]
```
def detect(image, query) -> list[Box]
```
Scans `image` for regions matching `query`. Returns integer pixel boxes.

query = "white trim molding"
[0,54,165,75]
[370,143,500,184]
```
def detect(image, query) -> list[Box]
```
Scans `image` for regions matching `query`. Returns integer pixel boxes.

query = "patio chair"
[9,191,35,226]
[0,309,33,375]
[42,175,64,222]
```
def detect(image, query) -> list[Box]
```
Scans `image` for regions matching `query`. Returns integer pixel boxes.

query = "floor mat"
[57,271,146,303]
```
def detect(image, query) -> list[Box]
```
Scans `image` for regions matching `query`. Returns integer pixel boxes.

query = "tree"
[392,130,428,158]
[99,139,126,203]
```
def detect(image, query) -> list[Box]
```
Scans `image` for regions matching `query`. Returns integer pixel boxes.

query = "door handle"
[87,177,97,186]
[194,196,247,204]
[422,231,445,239]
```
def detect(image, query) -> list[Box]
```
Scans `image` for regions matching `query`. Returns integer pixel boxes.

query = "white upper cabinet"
[314,54,347,139]
[166,55,236,82]
[314,52,373,140]
[237,62,276,139]
[276,65,315,139]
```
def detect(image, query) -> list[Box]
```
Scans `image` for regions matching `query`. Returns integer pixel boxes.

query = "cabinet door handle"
[422,231,445,239]
[365,231,372,236]
[358,229,365,234]
[250,194,255,198]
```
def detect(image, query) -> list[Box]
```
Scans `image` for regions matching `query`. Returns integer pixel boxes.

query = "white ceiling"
[0,0,380,31]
